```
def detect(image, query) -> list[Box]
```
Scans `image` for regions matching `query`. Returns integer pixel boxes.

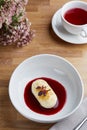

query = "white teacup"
[61,1,87,37]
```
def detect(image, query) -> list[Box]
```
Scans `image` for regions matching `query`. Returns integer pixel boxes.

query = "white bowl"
[9,54,84,123]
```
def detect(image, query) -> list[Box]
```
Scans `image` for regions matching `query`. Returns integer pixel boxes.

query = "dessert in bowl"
[9,54,84,123]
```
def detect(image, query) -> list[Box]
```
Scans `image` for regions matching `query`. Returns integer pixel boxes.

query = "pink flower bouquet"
[0,0,34,47]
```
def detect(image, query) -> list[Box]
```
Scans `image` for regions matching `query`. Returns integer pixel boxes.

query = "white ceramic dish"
[52,8,87,44]
[9,54,84,123]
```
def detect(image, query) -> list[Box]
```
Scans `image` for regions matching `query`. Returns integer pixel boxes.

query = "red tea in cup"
[64,8,87,25]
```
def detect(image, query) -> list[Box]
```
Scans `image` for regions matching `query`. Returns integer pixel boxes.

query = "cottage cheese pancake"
[31,79,58,109]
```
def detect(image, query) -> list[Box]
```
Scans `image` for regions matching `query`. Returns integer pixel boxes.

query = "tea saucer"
[52,9,87,44]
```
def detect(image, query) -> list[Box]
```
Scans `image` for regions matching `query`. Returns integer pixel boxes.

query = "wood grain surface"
[0,0,87,130]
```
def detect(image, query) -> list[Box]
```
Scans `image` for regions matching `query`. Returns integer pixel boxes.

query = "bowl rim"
[8,54,84,123]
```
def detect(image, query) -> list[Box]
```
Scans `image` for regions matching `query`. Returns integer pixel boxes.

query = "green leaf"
[0,0,5,8]
[12,12,23,26]
[12,14,19,23]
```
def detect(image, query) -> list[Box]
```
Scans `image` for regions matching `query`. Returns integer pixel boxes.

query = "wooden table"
[0,0,87,130]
